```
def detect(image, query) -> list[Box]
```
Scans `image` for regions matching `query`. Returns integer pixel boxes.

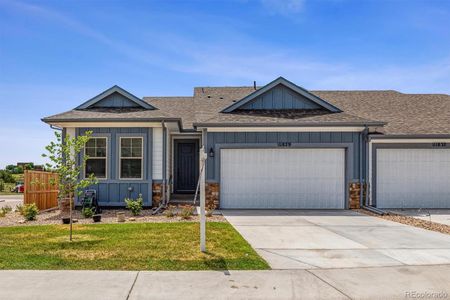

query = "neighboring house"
[42,77,450,209]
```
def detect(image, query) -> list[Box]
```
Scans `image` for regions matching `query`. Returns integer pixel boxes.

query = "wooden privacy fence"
[24,170,59,210]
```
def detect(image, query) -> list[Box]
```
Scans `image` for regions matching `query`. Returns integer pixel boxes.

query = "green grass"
[0,222,269,271]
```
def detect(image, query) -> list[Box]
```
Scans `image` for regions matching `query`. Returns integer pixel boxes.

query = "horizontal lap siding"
[206,132,362,181]
[76,127,152,206]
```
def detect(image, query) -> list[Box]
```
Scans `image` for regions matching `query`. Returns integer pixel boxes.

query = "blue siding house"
[43,77,450,209]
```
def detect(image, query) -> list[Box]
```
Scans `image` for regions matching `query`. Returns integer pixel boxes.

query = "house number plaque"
[277,142,292,147]
[432,142,447,147]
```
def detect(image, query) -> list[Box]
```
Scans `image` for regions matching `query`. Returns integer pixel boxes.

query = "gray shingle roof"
[43,85,450,135]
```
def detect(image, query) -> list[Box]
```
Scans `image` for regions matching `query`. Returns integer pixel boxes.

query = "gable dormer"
[221,77,341,113]
[76,85,155,110]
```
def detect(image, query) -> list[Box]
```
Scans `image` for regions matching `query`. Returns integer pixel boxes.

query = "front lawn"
[0,222,269,270]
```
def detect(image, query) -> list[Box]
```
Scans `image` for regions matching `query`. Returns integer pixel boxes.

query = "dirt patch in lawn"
[357,209,450,235]
[0,208,225,227]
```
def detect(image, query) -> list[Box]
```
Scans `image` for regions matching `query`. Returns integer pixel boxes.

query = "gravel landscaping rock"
[357,209,450,235]
[0,208,225,227]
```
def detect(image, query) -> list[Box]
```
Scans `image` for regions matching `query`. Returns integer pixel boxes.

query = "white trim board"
[203,127,366,133]
[371,139,450,143]
[54,122,164,128]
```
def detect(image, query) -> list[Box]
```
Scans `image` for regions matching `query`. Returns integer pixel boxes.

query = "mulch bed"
[357,209,450,235]
[0,208,225,227]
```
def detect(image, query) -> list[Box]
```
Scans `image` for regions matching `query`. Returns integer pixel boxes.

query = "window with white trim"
[85,137,107,179]
[120,137,143,179]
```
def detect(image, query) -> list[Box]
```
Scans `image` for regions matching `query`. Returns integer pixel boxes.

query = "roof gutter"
[41,117,185,132]
[193,121,387,128]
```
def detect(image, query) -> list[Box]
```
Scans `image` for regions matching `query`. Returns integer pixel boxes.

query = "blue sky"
[0,0,449,168]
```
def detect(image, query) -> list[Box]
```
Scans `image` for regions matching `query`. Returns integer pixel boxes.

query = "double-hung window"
[85,137,107,179]
[120,137,143,179]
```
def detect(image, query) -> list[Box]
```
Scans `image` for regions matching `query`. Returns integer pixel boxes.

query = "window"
[120,137,143,179]
[85,137,107,179]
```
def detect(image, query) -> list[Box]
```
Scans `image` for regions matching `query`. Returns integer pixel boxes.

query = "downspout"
[162,120,167,206]
[360,126,368,207]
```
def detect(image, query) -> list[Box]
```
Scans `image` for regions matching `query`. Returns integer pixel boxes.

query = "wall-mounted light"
[209,147,215,158]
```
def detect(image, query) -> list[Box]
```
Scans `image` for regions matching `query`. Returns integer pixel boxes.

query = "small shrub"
[23,203,39,221]
[2,205,12,213]
[206,208,214,217]
[180,205,195,219]
[15,204,24,215]
[164,205,177,218]
[81,207,95,218]
[205,203,215,217]
[0,179,4,192]
[0,205,12,217]
[125,194,143,216]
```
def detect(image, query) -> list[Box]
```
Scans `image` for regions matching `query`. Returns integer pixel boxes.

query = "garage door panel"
[376,149,450,208]
[220,148,345,209]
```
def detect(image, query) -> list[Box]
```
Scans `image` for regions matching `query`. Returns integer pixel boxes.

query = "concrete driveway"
[222,210,450,269]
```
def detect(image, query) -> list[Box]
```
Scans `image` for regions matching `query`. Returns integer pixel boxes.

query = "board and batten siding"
[240,84,321,110]
[75,127,153,206]
[92,92,140,108]
[152,127,163,179]
[206,131,363,182]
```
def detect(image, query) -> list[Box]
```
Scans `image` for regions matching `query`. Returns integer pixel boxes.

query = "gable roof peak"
[221,77,343,113]
[75,85,155,110]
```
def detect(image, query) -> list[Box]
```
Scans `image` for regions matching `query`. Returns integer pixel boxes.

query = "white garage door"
[376,149,450,208]
[220,148,346,209]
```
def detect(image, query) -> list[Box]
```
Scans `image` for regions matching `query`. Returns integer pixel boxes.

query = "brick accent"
[206,182,220,209]
[348,182,367,209]
[152,183,162,207]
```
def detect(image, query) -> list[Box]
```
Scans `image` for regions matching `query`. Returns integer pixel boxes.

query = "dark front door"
[174,140,199,193]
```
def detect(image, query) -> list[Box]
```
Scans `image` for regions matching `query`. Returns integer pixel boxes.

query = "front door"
[174,140,199,193]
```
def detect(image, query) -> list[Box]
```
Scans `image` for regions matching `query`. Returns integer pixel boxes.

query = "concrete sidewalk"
[1,265,449,300]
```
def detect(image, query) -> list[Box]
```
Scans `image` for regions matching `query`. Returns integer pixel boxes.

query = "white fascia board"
[50,122,163,128]
[203,127,365,133]
[371,138,450,143]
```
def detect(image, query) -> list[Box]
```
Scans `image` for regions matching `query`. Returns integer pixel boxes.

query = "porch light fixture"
[209,147,215,158]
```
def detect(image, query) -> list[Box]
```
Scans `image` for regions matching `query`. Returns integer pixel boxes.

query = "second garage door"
[220,148,346,209]
[376,148,450,208]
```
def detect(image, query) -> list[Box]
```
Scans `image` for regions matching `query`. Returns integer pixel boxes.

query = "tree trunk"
[59,197,73,216]
[69,195,73,242]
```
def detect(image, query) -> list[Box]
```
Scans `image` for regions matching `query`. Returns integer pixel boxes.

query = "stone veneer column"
[206,182,220,209]
[348,182,367,209]
[152,183,162,207]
